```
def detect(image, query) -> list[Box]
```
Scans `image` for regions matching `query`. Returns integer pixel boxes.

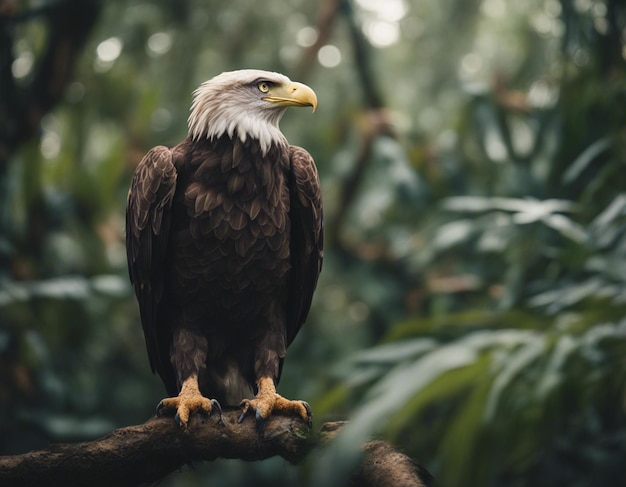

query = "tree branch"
[321,422,433,487]
[0,412,432,487]
[0,410,311,487]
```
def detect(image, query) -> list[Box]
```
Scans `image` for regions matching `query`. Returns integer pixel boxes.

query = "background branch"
[295,0,341,80]
[326,0,395,248]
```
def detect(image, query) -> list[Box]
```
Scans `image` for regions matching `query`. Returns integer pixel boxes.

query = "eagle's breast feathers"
[169,136,293,319]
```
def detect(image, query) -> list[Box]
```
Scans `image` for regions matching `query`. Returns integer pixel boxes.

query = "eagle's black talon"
[255,409,267,433]
[174,413,182,427]
[211,399,222,415]
[302,401,313,427]
[156,400,168,417]
[238,398,252,424]
[211,399,224,423]
[237,399,249,424]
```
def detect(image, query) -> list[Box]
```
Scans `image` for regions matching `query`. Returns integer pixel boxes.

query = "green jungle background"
[1,0,626,485]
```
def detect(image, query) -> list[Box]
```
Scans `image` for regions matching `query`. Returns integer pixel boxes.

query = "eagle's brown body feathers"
[127,133,322,407]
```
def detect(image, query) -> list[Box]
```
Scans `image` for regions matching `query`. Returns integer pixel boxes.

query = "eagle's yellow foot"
[156,374,221,431]
[238,377,312,429]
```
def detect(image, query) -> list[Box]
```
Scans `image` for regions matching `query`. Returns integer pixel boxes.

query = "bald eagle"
[126,70,323,429]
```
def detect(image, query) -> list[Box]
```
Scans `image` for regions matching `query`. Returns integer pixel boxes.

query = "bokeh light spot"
[96,37,123,62]
[317,44,342,68]
[12,51,34,79]
[297,26,318,47]
[363,20,400,48]
[147,32,172,57]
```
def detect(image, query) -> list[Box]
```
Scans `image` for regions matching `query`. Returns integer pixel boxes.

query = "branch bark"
[321,421,433,487]
[0,410,310,487]
[0,411,432,487]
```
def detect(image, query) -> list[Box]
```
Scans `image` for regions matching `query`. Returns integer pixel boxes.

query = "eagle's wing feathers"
[286,145,324,346]
[126,146,177,381]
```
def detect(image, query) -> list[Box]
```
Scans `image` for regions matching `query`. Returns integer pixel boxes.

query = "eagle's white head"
[188,69,317,155]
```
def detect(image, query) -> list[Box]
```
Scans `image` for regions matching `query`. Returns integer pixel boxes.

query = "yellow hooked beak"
[263,82,318,112]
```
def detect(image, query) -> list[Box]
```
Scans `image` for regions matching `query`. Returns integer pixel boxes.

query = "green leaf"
[350,338,438,366]
[484,333,546,421]
[563,137,612,184]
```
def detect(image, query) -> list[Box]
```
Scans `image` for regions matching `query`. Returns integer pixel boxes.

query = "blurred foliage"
[1,0,626,486]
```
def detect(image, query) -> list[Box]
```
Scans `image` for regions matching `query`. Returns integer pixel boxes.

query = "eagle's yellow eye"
[258,82,270,93]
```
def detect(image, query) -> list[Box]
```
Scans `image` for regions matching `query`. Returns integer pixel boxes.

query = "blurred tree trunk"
[0,0,100,271]
[0,0,100,173]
